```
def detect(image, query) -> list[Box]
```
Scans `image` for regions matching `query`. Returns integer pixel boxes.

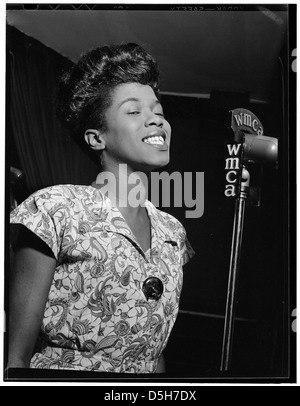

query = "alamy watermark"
[96,164,204,218]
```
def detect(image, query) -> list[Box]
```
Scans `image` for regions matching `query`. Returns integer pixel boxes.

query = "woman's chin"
[148,156,170,170]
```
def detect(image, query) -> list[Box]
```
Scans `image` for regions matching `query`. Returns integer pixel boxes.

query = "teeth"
[143,135,164,145]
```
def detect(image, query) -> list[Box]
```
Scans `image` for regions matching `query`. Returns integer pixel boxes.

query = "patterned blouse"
[10,184,194,373]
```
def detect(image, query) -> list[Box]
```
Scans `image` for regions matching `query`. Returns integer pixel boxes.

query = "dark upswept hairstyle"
[56,43,160,137]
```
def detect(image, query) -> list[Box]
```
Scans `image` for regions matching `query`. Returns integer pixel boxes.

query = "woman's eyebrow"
[118,98,161,108]
[118,97,140,108]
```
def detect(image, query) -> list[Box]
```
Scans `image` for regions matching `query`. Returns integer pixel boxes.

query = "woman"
[8,43,194,374]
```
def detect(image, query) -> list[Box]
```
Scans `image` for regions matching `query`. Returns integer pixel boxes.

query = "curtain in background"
[7,25,99,197]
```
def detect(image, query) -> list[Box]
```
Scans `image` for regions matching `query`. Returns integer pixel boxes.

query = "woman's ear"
[84,129,106,151]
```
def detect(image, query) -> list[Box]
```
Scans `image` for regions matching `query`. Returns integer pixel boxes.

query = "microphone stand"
[220,165,250,372]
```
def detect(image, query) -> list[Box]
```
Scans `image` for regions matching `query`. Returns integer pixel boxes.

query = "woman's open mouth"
[142,130,168,150]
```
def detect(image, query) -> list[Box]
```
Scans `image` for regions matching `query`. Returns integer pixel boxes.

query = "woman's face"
[101,82,171,173]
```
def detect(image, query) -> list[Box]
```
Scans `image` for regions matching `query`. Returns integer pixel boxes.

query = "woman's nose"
[145,111,163,127]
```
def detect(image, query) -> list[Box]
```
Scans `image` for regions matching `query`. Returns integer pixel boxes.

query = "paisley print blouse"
[10,184,194,373]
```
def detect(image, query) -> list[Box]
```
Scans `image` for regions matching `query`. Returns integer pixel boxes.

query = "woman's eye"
[155,113,165,117]
[128,111,140,115]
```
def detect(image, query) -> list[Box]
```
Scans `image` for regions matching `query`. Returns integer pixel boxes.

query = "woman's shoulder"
[14,184,105,216]
[26,184,101,203]
[30,184,91,197]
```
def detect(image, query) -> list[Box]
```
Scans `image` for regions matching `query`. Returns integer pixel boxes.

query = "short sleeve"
[10,186,68,260]
[178,226,195,266]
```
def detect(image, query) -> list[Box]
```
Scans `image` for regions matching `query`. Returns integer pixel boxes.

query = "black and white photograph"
[3,2,297,387]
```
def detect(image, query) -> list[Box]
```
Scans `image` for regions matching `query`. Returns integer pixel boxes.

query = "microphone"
[243,134,278,163]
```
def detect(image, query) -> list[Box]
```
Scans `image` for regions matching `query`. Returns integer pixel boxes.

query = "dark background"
[5,6,296,382]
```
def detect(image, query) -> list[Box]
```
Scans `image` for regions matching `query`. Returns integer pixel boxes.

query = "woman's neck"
[94,161,149,215]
